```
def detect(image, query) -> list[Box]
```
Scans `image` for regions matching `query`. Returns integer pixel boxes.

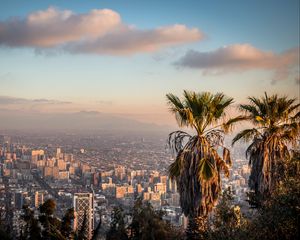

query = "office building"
[73,193,94,240]
[34,191,44,208]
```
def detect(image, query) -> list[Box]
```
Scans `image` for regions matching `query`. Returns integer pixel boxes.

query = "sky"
[0,0,299,127]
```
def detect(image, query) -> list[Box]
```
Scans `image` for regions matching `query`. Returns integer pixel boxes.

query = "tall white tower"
[73,193,94,239]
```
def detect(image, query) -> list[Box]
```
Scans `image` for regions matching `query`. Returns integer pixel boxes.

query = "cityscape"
[0,0,299,239]
[0,131,250,239]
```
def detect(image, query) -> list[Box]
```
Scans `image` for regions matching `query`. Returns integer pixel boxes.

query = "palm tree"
[166,90,234,238]
[231,93,300,196]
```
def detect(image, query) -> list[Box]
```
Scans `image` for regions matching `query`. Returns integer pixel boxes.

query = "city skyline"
[0,0,299,127]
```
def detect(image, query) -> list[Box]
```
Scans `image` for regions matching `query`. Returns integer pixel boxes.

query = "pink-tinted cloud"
[176,44,299,82]
[0,7,121,47]
[66,24,201,55]
[0,7,202,55]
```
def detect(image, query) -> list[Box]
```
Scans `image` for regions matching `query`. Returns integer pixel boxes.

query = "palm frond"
[169,152,182,180]
[198,157,215,181]
[232,128,262,146]
[205,129,224,147]
[291,110,300,121]
[167,130,191,155]
[223,147,232,166]
[239,104,259,115]
[222,115,250,133]
[213,93,234,120]
[168,91,234,134]
[166,93,190,127]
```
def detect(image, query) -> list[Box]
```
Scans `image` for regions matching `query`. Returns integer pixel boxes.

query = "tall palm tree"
[231,93,300,196]
[166,90,234,238]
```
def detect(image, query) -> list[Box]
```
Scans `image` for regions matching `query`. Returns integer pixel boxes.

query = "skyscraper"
[73,193,94,240]
[14,192,24,210]
[31,150,45,168]
[34,191,44,208]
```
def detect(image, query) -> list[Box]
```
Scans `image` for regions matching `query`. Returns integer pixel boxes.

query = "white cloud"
[175,44,299,82]
[0,7,203,55]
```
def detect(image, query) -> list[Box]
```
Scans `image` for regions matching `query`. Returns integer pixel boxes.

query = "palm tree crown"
[167,90,234,218]
[231,93,300,195]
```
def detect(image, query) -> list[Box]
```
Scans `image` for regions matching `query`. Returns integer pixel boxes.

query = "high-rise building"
[154,182,166,193]
[143,191,150,200]
[56,148,63,159]
[57,159,67,171]
[69,165,75,175]
[73,193,94,240]
[56,148,61,156]
[34,191,44,208]
[58,171,69,180]
[15,192,24,209]
[31,150,44,168]
[81,163,91,173]
[64,153,74,162]
[44,166,53,177]
[47,158,56,167]
[136,184,143,193]
[115,165,126,180]
[52,166,60,179]
[116,186,127,198]
[160,176,167,184]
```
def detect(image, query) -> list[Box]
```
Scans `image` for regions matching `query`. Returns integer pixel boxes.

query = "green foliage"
[198,157,215,180]
[20,199,66,240]
[60,208,75,239]
[185,216,208,240]
[39,199,56,216]
[38,199,64,240]
[106,199,182,240]
[245,177,300,240]
[206,188,247,240]
[91,209,102,240]
[166,91,234,134]
[244,151,300,240]
[129,198,182,240]
[21,205,42,240]
[286,150,300,178]
[203,152,300,240]
[213,189,242,228]
[106,207,128,240]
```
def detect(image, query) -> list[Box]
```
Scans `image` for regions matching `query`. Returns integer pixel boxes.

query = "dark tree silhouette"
[106,206,128,240]
[60,208,75,239]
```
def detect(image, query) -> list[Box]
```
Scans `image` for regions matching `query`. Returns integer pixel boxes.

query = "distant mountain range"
[0,109,173,132]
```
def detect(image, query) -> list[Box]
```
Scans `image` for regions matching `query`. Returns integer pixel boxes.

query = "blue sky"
[0,0,299,125]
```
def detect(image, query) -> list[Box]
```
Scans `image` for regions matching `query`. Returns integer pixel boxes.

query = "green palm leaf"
[198,158,215,181]
[232,128,262,146]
